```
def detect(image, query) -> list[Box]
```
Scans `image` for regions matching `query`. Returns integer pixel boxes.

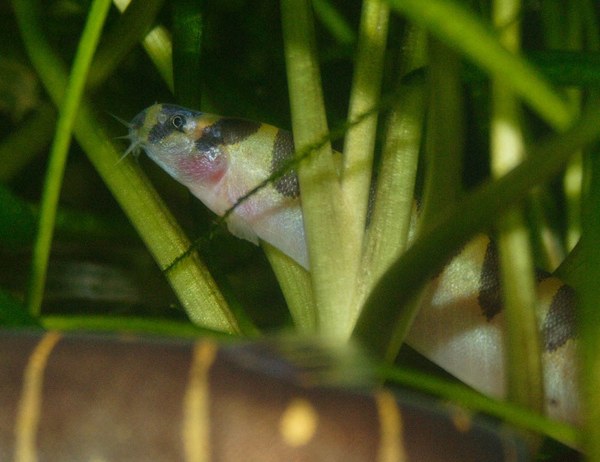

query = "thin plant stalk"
[490,0,544,431]
[26,0,113,317]
[341,0,389,282]
[358,25,426,307]
[418,39,463,229]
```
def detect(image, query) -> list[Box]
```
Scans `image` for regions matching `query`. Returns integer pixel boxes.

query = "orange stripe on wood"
[182,340,218,462]
[375,390,406,462]
[13,331,62,462]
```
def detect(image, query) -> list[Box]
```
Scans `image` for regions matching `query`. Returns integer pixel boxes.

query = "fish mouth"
[114,109,148,162]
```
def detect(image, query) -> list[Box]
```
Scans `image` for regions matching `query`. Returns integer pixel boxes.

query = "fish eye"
[170,114,186,131]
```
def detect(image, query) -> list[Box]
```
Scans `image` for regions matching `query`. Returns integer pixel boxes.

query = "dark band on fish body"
[148,118,177,144]
[195,118,262,154]
[478,240,577,352]
[478,242,502,321]
[271,129,300,198]
[542,284,577,351]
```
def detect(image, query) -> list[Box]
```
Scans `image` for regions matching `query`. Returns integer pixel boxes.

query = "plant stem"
[26,0,112,317]
[419,38,463,228]
[341,0,389,273]
[281,0,358,339]
[358,24,426,309]
[490,0,544,436]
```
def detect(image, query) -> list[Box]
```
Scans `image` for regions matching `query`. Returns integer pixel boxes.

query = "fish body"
[129,103,308,268]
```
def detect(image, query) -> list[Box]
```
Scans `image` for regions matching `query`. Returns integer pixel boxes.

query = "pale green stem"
[41,315,230,339]
[26,0,113,317]
[281,0,358,339]
[490,0,544,432]
[341,0,389,286]
[358,25,427,305]
[263,243,316,332]
[418,39,463,229]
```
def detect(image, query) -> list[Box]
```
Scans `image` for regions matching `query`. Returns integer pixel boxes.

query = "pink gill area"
[176,153,227,185]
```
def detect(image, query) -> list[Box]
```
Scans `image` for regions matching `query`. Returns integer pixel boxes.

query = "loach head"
[125,103,228,186]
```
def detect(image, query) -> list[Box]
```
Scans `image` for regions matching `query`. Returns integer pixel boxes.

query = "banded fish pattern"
[0,331,527,462]
[127,104,307,268]
[126,103,579,427]
[408,235,578,425]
